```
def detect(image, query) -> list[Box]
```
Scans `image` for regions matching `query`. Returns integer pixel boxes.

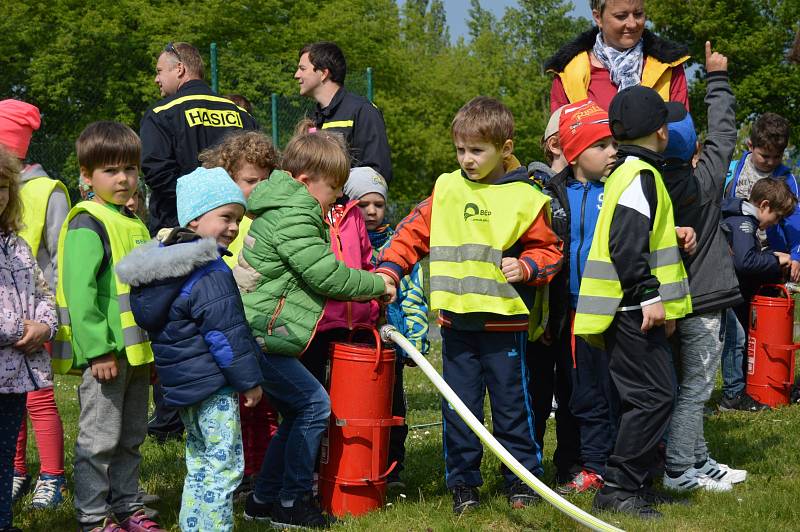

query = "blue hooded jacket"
[115,229,264,407]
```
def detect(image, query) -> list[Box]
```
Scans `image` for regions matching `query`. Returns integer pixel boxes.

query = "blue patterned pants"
[179,391,243,532]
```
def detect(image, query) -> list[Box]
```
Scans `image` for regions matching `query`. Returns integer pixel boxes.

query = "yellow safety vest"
[224,215,252,269]
[53,201,153,374]
[555,52,690,104]
[18,177,70,255]
[574,157,691,336]
[429,170,550,330]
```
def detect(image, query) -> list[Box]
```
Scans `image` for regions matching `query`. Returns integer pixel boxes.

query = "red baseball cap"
[558,100,611,163]
[0,99,41,159]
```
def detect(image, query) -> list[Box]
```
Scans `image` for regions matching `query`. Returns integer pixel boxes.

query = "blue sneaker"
[11,472,30,502]
[30,473,66,509]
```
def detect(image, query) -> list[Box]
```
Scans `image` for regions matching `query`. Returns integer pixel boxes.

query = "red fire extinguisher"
[747,284,800,407]
[319,327,404,517]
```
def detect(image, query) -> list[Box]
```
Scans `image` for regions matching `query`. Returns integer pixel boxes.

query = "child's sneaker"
[592,487,661,519]
[557,469,604,494]
[243,492,272,522]
[30,473,67,508]
[270,493,336,529]
[663,467,732,492]
[85,518,124,532]
[718,393,770,412]
[451,484,479,514]
[11,472,30,502]
[118,509,166,532]
[506,479,541,509]
[696,457,747,484]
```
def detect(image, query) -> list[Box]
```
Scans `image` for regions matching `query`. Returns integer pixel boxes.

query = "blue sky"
[441,0,592,41]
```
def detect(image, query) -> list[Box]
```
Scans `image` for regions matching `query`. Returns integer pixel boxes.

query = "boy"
[661,43,748,492]
[237,131,394,529]
[345,166,430,488]
[574,86,691,519]
[377,96,563,513]
[54,122,164,531]
[117,167,265,532]
[542,99,616,494]
[722,178,796,333]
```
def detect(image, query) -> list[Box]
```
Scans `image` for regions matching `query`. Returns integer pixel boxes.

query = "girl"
[0,145,58,531]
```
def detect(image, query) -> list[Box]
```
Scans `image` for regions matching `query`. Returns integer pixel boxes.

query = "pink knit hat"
[0,99,41,159]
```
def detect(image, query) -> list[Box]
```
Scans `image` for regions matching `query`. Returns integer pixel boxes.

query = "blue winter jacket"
[724,152,800,261]
[115,230,264,407]
[720,197,783,304]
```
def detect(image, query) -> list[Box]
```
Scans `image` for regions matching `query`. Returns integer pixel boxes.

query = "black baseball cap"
[608,85,687,141]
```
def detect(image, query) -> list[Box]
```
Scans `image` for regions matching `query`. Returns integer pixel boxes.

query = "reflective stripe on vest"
[53,201,153,373]
[429,170,549,316]
[19,177,70,255]
[555,51,690,104]
[573,157,691,335]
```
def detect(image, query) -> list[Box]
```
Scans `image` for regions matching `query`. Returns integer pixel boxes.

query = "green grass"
[14,343,800,531]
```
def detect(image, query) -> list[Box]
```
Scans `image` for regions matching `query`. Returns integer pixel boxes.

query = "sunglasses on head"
[164,42,182,62]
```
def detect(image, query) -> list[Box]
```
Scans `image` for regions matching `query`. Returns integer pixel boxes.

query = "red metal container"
[319,327,403,517]
[746,284,800,407]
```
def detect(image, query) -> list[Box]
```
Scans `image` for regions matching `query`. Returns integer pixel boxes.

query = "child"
[199,130,279,268]
[345,166,430,488]
[0,99,69,509]
[377,96,563,513]
[722,178,796,333]
[237,131,394,529]
[661,43,748,492]
[198,131,280,497]
[574,86,691,519]
[116,167,266,532]
[0,145,58,532]
[54,121,164,532]
[542,100,616,494]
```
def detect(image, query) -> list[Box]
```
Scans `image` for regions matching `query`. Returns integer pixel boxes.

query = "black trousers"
[527,335,580,481]
[602,310,674,492]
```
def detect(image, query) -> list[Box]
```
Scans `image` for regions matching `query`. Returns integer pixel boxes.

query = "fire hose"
[380,324,624,532]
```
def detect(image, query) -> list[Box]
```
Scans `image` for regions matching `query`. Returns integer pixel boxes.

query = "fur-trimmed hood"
[116,236,221,287]
[545,27,689,73]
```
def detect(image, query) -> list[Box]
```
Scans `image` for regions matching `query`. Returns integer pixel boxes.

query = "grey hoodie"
[20,164,70,288]
[662,71,742,315]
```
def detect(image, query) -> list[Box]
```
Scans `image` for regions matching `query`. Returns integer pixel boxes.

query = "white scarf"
[592,31,644,90]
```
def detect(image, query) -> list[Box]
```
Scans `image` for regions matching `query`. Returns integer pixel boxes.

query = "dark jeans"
[147,381,184,438]
[388,355,408,477]
[527,335,580,481]
[255,354,331,502]
[441,328,542,489]
[602,310,674,492]
[0,393,26,527]
[570,334,619,477]
[721,307,746,399]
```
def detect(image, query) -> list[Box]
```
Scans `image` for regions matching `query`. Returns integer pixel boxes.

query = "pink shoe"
[87,518,124,532]
[118,510,165,532]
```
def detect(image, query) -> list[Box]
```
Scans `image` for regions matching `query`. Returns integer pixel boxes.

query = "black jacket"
[140,80,259,234]
[313,87,393,182]
[662,71,741,315]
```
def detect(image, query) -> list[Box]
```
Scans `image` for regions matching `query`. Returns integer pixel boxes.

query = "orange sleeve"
[375,194,433,284]
[518,209,564,286]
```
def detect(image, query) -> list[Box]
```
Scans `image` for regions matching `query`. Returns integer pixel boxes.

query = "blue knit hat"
[664,112,698,162]
[176,167,247,227]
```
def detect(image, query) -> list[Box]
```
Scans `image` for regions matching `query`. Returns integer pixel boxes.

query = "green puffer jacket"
[235,170,385,357]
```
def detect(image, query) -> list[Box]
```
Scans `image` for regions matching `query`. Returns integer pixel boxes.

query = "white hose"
[381,325,623,532]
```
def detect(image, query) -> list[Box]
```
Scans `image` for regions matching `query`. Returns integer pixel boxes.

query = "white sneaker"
[697,457,747,484]
[663,467,733,492]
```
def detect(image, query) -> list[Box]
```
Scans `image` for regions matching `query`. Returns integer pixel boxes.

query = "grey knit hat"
[343,166,388,200]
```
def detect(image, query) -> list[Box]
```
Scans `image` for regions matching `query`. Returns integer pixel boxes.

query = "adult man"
[140,41,258,234]
[295,41,393,182]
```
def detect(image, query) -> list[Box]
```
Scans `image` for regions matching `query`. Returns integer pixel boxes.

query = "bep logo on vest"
[184,108,243,128]
[463,202,491,222]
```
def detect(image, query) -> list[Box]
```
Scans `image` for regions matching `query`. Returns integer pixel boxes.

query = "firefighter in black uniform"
[296,41,393,182]
[141,41,258,235]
